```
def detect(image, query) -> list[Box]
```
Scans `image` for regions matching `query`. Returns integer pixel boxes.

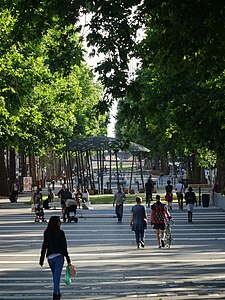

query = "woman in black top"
[165,180,173,210]
[39,216,72,300]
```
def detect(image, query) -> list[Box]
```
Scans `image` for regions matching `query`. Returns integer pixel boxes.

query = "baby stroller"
[9,193,17,203]
[33,192,46,222]
[64,199,78,223]
[35,204,46,222]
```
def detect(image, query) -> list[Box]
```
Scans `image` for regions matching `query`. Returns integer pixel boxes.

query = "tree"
[115,1,225,187]
[0,8,107,194]
[3,1,225,191]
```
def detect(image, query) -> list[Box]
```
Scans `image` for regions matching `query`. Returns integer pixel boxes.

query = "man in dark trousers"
[113,186,126,222]
[185,186,197,222]
[145,175,154,207]
[130,196,148,249]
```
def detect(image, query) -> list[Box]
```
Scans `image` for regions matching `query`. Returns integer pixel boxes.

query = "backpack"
[152,203,165,224]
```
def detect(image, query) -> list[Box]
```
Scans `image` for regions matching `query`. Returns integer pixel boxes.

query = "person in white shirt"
[175,180,184,210]
[82,188,90,202]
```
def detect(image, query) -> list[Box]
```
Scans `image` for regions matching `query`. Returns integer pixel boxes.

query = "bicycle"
[165,217,175,248]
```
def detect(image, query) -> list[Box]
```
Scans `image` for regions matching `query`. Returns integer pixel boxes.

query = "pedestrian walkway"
[0,202,225,299]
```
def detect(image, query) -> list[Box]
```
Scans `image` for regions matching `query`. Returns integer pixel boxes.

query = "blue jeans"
[48,254,64,294]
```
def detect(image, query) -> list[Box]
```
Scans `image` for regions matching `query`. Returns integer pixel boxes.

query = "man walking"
[185,186,197,222]
[145,175,154,207]
[175,180,185,209]
[130,196,148,249]
[113,186,126,222]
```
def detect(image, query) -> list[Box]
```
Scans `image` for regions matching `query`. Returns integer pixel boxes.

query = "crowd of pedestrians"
[36,177,199,299]
[114,174,198,249]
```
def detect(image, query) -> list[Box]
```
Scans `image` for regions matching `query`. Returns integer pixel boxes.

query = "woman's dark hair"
[46,216,60,232]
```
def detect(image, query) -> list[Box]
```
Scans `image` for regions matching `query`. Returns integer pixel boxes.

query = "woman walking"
[151,195,171,248]
[165,180,173,210]
[39,216,72,300]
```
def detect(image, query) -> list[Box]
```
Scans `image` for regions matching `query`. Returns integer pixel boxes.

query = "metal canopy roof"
[64,136,150,153]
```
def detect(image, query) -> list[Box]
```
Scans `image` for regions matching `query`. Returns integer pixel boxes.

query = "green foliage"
[2,0,225,169]
[0,7,108,155]
[115,1,225,170]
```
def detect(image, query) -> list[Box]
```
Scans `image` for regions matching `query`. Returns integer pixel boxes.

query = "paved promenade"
[0,192,225,299]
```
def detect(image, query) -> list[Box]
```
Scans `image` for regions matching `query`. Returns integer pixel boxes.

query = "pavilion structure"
[63,136,150,194]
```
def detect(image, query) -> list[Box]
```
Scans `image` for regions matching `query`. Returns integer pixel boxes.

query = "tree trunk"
[160,156,168,175]
[29,153,37,187]
[56,157,62,179]
[0,146,9,196]
[155,156,160,170]
[216,156,225,194]
[9,148,16,189]
[19,146,27,191]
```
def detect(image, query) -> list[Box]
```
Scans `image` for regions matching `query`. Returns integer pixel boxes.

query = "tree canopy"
[0,6,108,194]
[1,0,225,192]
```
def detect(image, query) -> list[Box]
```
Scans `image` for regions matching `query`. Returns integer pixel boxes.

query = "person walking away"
[75,188,82,208]
[62,188,72,222]
[32,187,43,206]
[113,186,126,222]
[185,186,197,222]
[145,175,154,207]
[57,184,67,218]
[48,188,54,202]
[52,179,55,191]
[130,196,148,249]
[43,188,55,209]
[175,180,184,210]
[11,179,20,202]
[39,216,72,300]
[165,180,173,210]
[151,195,171,248]
[82,188,90,203]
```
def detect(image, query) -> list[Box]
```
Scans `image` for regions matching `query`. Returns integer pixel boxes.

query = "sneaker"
[140,241,145,248]
[161,240,165,248]
[158,245,161,248]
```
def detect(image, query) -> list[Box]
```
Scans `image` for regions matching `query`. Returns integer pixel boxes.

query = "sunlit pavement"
[0,198,225,299]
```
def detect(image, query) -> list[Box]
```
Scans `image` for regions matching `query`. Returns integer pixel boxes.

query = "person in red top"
[151,195,171,248]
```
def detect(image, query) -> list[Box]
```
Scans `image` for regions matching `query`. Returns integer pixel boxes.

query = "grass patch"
[24,193,179,205]
[89,193,179,204]
[89,193,145,205]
